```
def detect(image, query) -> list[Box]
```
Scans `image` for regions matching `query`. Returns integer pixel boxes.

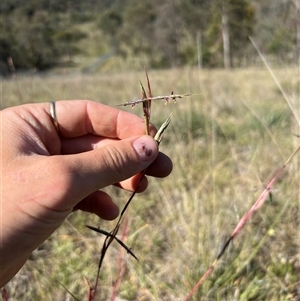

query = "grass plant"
[1,67,299,300]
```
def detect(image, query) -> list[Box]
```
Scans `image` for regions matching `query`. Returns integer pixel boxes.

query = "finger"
[116,153,173,191]
[1,105,61,156]
[49,100,157,138]
[61,137,171,191]
[54,135,158,207]
[146,152,173,178]
[115,173,149,192]
[60,135,172,178]
[73,191,119,220]
[60,135,112,154]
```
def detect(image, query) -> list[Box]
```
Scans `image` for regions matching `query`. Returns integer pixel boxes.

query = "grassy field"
[1,67,300,301]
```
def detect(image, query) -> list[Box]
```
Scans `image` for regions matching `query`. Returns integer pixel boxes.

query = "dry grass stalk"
[183,143,300,301]
[117,92,191,107]
[85,71,183,301]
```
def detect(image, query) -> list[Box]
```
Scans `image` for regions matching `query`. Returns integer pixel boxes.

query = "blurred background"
[1,0,299,75]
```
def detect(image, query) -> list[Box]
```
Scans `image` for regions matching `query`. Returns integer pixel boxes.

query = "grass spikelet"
[143,69,152,135]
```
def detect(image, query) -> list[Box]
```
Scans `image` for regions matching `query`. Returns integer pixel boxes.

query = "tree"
[250,0,298,65]
[222,1,231,69]
[290,0,300,65]
[153,0,183,67]
[117,0,157,61]
[0,0,90,73]
[178,0,255,68]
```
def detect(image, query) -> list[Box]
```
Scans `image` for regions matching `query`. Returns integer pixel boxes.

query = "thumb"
[61,135,158,201]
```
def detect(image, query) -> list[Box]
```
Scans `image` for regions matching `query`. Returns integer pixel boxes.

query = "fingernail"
[132,136,158,162]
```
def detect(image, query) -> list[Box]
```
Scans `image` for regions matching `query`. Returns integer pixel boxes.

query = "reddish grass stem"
[110,217,130,301]
[184,143,300,301]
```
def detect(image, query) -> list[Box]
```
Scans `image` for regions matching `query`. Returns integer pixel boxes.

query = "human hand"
[0,100,172,286]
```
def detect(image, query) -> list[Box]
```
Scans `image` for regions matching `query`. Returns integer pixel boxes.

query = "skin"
[0,100,172,287]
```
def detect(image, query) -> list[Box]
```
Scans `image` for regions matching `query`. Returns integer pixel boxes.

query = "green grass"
[2,67,299,300]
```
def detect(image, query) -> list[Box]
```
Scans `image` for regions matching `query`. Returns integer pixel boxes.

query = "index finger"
[51,100,156,139]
